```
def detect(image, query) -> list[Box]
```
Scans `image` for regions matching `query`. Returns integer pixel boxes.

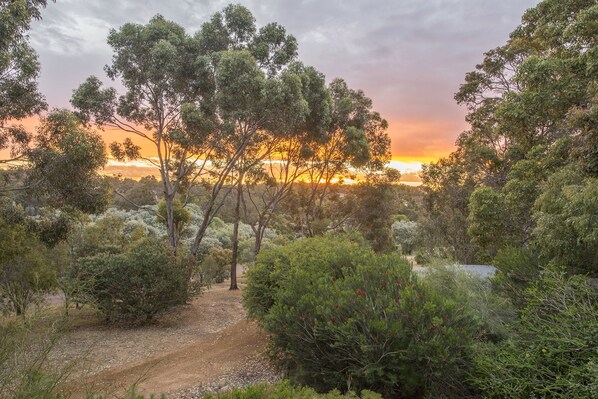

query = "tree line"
[1,2,393,291]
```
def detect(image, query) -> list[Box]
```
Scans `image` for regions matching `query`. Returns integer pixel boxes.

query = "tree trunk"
[164,193,177,248]
[254,223,264,256]
[230,172,244,290]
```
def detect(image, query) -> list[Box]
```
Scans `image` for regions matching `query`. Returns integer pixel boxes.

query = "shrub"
[245,235,480,398]
[0,221,60,315]
[243,234,370,322]
[491,246,540,305]
[74,238,197,323]
[470,267,598,398]
[202,380,381,399]
[200,247,232,284]
[422,266,516,342]
[0,314,69,399]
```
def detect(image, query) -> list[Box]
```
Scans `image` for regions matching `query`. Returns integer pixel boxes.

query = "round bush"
[244,235,480,398]
[75,238,195,323]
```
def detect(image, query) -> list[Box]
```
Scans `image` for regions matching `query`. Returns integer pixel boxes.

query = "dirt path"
[51,276,278,398]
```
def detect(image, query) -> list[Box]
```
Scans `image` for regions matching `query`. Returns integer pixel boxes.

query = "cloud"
[27,0,541,163]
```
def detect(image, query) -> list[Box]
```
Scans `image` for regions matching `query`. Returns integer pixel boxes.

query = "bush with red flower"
[244,234,481,398]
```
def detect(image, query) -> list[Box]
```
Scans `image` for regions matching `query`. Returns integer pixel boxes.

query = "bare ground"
[48,275,279,398]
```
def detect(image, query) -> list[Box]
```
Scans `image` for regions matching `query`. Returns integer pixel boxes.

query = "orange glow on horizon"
[1,115,456,181]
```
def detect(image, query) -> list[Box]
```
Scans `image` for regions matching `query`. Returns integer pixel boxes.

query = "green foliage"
[157,199,190,234]
[0,0,50,161]
[471,268,598,398]
[200,246,231,284]
[419,151,479,263]
[391,220,417,254]
[74,238,197,323]
[491,246,540,304]
[467,186,507,261]
[422,266,515,342]
[533,165,598,276]
[245,235,480,398]
[0,206,64,315]
[86,385,166,399]
[203,380,381,399]
[348,173,400,253]
[0,313,68,399]
[423,0,598,266]
[26,110,109,214]
[243,234,370,322]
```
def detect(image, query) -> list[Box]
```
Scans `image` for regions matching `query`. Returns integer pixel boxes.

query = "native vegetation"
[1,0,597,398]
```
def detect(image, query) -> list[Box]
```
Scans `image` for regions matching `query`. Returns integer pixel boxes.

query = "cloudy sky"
[28,0,540,175]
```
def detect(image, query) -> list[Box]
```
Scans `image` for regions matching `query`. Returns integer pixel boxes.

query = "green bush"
[0,220,60,316]
[470,267,598,398]
[422,266,516,342]
[491,246,540,305]
[243,234,370,322]
[75,238,197,323]
[245,235,480,398]
[200,247,232,284]
[202,380,381,399]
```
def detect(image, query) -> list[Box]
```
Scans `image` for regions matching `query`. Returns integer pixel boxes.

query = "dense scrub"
[245,235,485,398]
[471,268,598,398]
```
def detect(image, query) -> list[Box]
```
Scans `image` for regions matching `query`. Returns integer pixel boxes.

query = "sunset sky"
[19,0,540,179]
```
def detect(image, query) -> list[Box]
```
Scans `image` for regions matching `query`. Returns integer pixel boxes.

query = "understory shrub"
[202,380,382,398]
[491,246,540,305]
[0,313,70,399]
[470,267,598,398]
[74,238,197,323]
[244,235,480,398]
[422,266,516,342]
[199,247,232,284]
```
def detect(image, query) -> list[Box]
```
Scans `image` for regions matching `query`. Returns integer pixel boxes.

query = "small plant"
[202,380,382,399]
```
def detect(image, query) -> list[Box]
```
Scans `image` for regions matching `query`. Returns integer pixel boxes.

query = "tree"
[0,201,65,315]
[422,0,598,265]
[0,0,52,163]
[347,169,401,252]
[71,14,212,248]
[533,165,598,276]
[467,186,507,262]
[392,220,418,255]
[25,110,109,213]
[302,78,391,236]
[241,62,330,256]
[72,5,299,253]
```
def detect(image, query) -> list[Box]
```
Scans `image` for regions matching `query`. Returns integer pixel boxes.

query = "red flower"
[355,289,367,297]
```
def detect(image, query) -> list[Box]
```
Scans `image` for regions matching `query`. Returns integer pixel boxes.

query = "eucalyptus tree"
[242,63,331,255]
[72,5,298,251]
[71,14,213,248]
[189,4,299,264]
[0,0,52,164]
[421,0,598,266]
[302,78,391,236]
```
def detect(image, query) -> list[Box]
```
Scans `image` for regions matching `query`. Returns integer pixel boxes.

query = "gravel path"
[49,276,280,398]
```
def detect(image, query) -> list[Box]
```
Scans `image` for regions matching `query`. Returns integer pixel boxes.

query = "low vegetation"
[203,381,382,399]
